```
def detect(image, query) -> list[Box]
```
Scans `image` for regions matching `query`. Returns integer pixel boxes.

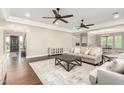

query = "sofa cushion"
[82,54,96,60]
[89,47,102,56]
[88,47,96,56]
[109,59,124,74]
[72,53,82,57]
[80,47,88,54]
[74,47,80,54]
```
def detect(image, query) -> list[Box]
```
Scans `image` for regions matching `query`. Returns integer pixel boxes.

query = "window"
[114,35,122,48]
[101,36,113,48]
[107,36,113,48]
[101,35,122,49]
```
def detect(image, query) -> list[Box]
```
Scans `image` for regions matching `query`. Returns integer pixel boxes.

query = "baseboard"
[26,54,48,59]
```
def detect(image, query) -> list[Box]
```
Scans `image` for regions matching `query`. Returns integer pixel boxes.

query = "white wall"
[26,27,73,57]
[0,21,73,58]
[88,33,96,46]
[82,36,87,43]
[0,29,3,56]
[72,35,80,47]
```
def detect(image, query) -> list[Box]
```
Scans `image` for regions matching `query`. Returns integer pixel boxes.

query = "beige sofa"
[89,58,124,85]
[65,46,103,65]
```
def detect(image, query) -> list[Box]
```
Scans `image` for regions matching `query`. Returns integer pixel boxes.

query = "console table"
[48,48,63,56]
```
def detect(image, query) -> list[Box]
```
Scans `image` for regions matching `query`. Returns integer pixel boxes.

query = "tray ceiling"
[1,8,124,33]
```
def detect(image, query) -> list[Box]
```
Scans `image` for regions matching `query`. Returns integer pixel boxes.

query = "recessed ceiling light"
[113,12,119,18]
[25,13,30,17]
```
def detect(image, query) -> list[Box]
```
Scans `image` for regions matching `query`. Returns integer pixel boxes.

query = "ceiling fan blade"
[83,26,89,29]
[53,19,58,24]
[61,15,73,18]
[60,18,68,23]
[52,10,59,17]
[86,24,94,26]
[42,17,55,19]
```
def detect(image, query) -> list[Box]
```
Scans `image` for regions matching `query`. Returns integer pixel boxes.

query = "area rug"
[29,59,98,85]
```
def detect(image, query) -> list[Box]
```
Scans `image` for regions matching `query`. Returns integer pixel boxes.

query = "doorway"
[10,36,19,52]
[4,34,26,57]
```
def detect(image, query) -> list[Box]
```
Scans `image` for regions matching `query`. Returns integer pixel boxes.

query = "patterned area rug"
[29,59,98,85]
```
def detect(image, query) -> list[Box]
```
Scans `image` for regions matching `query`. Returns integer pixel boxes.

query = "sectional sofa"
[65,46,103,65]
[89,57,124,85]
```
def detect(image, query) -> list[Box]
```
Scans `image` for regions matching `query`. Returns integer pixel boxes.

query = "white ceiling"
[89,25,124,35]
[1,8,124,33]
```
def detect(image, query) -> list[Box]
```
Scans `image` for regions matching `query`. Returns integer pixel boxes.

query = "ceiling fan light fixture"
[113,12,119,18]
[43,8,73,24]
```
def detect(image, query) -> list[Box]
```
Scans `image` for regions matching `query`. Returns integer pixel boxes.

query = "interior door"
[10,36,19,52]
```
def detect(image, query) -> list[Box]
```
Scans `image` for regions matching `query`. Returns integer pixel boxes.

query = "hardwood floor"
[6,53,46,85]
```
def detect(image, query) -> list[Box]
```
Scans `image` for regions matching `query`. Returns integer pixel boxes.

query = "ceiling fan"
[77,19,94,29]
[42,8,73,24]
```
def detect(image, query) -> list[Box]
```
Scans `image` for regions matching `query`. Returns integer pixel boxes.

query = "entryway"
[4,31,27,58]
[10,36,19,52]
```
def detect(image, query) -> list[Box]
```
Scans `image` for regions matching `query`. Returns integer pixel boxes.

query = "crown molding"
[74,18,124,34]
[1,8,124,34]
[6,16,124,34]
[0,8,75,33]
[5,16,75,33]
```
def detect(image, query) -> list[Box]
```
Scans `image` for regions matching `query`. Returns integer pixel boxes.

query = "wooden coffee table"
[55,54,82,72]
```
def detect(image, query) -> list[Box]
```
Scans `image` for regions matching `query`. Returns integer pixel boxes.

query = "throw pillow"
[80,47,88,54]
[109,59,124,74]
[84,48,91,55]
[89,47,96,56]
